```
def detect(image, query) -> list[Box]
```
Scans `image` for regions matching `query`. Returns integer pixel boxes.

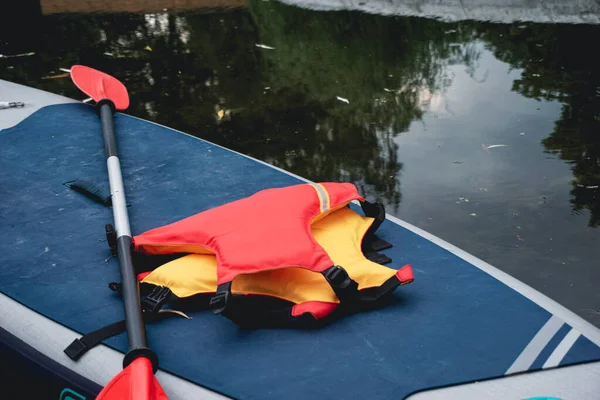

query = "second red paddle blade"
[96,357,168,400]
[70,65,129,111]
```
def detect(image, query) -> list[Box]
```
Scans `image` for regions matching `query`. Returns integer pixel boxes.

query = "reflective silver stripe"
[309,182,329,212]
[505,315,564,374]
[543,329,581,369]
[107,156,131,238]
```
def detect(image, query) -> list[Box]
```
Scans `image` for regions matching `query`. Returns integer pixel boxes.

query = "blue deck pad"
[1,104,599,399]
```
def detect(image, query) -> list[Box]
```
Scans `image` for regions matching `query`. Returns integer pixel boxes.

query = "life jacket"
[133,182,414,326]
[137,206,414,326]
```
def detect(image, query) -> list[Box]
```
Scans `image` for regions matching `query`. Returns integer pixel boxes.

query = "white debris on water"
[255,44,275,50]
[482,143,507,151]
[0,52,35,58]
[336,96,350,104]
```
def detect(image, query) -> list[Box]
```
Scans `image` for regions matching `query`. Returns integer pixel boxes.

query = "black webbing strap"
[360,200,386,239]
[64,312,177,361]
[356,275,402,303]
[209,282,323,328]
[360,200,393,263]
[64,320,126,361]
[65,285,174,361]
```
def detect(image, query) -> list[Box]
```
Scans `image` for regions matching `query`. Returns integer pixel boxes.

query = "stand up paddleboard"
[1,76,600,399]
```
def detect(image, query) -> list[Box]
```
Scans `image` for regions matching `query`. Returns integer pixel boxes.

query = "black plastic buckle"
[323,266,359,302]
[323,265,349,286]
[209,290,230,315]
[142,286,171,313]
[64,338,88,361]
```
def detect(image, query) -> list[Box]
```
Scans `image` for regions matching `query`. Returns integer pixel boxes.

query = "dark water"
[1,1,599,326]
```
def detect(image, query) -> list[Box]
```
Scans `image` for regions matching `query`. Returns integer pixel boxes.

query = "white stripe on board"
[543,329,581,369]
[505,316,564,375]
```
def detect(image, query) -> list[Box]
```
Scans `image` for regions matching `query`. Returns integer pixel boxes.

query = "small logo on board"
[59,388,86,400]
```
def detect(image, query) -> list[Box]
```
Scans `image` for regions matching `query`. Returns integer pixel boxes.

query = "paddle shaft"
[99,102,147,351]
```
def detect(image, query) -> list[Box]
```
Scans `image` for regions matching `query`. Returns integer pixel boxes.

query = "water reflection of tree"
[247,0,480,207]
[481,24,600,227]
[1,3,479,210]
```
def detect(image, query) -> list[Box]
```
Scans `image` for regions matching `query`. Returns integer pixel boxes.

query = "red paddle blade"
[97,357,168,400]
[70,65,129,111]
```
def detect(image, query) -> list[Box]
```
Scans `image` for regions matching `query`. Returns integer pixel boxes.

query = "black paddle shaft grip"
[116,236,148,351]
[98,101,118,158]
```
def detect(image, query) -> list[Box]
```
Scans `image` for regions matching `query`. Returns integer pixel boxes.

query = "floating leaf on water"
[145,45,152,51]
[336,96,350,104]
[255,44,275,50]
[482,144,507,151]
